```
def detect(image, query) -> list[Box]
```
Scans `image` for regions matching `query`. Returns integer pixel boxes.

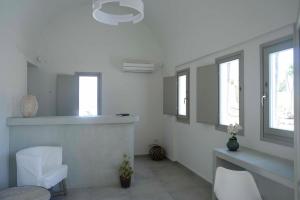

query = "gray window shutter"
[197,64,218,124]
[163,76,177,115]
[56,74,79,116]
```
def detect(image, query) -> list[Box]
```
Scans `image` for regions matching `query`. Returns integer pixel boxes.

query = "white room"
[0,0,299,200]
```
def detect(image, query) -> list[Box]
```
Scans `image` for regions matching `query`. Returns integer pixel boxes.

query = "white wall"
[0,35,27,189]
[0,1,30,189]
[163,25,295,183]
[24,4,164,155]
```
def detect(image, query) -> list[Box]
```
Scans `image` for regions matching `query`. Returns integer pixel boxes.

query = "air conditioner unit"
[122,62,156,73]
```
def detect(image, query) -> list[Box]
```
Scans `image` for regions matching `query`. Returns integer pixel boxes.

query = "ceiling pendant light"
[92,0,144,26]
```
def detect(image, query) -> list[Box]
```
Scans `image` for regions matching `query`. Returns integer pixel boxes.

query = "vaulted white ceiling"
[0,0,85,49]
[0,0,299,66]
[143,0,299,65]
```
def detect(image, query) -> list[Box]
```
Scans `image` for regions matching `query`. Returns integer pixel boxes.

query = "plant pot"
[120,176,131,188]
[227,136,239,151]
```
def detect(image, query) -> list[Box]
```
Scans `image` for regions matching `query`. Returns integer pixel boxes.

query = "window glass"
[219,59,240,125]
[269,48,294,131]
[79,76,98,116]
[178,74,187,116]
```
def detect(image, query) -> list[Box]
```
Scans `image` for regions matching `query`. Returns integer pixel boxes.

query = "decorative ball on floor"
[149,144,166,161]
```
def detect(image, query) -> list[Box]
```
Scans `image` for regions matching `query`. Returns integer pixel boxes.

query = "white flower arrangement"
[227,123,242,137]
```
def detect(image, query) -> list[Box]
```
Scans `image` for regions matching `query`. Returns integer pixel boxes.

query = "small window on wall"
[261,36,294,146]
[177,68,190,123]
[216,51,244,133]
[76,72,102,117]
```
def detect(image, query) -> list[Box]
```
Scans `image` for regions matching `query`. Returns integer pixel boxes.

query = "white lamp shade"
[93,0,144,25]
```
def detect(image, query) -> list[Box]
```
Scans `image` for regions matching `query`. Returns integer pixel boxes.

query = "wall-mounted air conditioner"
[122,62,157,73]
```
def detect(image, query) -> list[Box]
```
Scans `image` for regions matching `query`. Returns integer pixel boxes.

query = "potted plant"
[119,154,133,188]
[226,123,242,151]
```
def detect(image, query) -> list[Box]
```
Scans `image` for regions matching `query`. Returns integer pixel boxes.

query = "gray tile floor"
[53,156,212,200]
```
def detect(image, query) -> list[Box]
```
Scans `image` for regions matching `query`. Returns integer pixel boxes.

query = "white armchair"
[16,146,68,195]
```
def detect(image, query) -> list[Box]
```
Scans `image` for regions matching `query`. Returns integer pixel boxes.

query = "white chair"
[214,167,262,200]
[16,146,68,196]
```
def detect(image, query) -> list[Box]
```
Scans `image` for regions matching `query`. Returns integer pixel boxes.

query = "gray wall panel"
[163,76,177,115]
[56,74,79,116]
[9,123,135,188]
[196,64,218,124]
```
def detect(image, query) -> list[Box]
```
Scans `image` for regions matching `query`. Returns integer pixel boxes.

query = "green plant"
[119,154,133,179]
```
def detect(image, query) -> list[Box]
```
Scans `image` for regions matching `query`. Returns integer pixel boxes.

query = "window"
[177,68,190,123]
[261,36,294,146]
[216,51,244,133]
[77,72,102,117]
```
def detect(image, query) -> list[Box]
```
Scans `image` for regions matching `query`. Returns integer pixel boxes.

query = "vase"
[21,95,38,117]
[227,136,239,151]
[120,176,131,188]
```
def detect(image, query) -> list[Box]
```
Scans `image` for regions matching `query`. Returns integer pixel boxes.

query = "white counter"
[8,115,139,189]
[7,115,139,126]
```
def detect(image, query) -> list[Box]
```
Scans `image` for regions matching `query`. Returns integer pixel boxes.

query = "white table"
[213,147,294,200]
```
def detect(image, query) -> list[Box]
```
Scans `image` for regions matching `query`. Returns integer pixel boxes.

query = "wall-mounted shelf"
[213,147,294,200]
